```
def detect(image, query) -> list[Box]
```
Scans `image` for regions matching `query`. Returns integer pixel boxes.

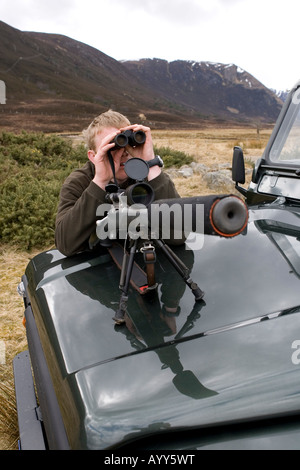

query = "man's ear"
[87,149,95,163]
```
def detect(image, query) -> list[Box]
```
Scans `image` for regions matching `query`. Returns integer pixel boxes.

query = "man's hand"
[119,124,154,161]
[88,129,124,190]
[120,124,161,181]
[88,124,161,189]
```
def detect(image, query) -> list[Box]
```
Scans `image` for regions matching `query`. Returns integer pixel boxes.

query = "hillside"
[0,21,283,132]
[122,59,282,121]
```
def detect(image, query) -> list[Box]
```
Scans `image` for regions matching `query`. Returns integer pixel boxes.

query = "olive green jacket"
[55,161,180,256]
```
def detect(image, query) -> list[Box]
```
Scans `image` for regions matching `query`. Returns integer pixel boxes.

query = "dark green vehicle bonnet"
[24,202,300,449]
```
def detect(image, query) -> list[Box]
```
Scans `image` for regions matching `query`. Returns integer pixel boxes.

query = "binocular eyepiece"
[112,129,146,149]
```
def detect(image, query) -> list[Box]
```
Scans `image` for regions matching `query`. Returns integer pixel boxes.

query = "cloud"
[217,0,247,4]
[2,0,77,31]
[104,0,250,32]
[107,0,222,24]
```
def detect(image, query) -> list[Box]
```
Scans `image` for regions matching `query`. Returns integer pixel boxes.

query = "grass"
[152,127,271,196]
[0,126,271,450]
[0,246,42,450]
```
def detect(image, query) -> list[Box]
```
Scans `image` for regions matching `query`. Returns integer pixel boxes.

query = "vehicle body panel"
[23,201,300,449]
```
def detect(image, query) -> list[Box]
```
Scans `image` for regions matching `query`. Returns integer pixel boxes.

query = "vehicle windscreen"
[269,88,300,165]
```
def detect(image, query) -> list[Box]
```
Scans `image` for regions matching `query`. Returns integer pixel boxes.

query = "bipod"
[153,239,205,302]
[112,236,204,325]
[112,238,158,324]
[113,238,138,324]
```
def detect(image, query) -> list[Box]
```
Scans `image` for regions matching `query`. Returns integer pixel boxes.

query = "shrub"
[153,145,193,168]
[0,131,86,250]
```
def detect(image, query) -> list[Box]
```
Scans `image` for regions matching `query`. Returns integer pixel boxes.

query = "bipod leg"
[113,238,138,324]
[154,239,205,301]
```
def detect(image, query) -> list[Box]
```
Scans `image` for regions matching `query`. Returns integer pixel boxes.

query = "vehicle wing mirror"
[232,146,245,184]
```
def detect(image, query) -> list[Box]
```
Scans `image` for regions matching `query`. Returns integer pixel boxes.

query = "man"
[55,110,180,256]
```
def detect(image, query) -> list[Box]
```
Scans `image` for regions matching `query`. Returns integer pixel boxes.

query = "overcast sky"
[1,0,299,91]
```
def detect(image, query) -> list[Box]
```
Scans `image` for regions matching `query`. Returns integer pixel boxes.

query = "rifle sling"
[108,242,157,294]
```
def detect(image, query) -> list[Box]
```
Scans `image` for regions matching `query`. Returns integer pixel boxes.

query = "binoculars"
[112,130,146,149]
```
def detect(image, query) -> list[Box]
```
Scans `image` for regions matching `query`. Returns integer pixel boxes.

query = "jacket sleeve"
[55,171,107,256]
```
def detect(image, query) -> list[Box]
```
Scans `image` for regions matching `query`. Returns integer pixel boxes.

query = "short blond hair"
[83,110,130,151]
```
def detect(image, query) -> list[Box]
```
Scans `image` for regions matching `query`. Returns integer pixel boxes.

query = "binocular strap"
[107,150,118,187]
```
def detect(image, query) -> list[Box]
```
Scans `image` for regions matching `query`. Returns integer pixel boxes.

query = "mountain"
[122,59,282,122]
[271,89,289,102]
[0,21,283,132]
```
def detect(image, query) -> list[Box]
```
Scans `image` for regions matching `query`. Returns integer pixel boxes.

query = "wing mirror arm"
[232,146,248,197]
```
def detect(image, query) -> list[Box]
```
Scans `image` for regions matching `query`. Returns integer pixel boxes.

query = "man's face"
[94,127,132,183]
